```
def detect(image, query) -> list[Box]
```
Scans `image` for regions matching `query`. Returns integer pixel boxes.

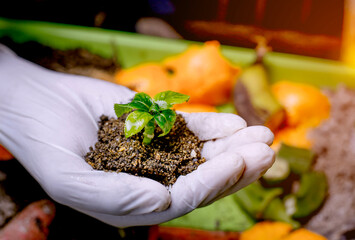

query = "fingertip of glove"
[150,186,172,212]
[260,143,276,167]
[218,113,247,134]
[181,112,247,140]
[133,178,172,213]
[213,151,244,166]
[199,151,246,185]
[258,126,274,146]
[214,143,276,195]
[217,152,246,182]
[238,142,276,171]
[240,125,275,145]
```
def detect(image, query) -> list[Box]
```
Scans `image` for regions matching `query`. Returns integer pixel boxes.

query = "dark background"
[0,0,345,59]
[0,0,344,36]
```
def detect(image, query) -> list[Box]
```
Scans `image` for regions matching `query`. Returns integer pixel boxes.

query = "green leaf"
[154,109,176,137]
[130,92,153,112]
[233,181,283,218]
[277,143,315,174]
[114,103,134,118]
[291,172,327,218]
[154,91,190,110]
[162,195,255,232]
[263,198,300,229]
[124,111,153,138]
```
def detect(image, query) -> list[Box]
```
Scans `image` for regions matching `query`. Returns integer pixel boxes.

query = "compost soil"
[307,85,355,240]
[0,37,120,81]
[85,114,206,186]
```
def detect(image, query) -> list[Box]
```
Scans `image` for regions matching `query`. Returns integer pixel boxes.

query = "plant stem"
[143,119,155,145]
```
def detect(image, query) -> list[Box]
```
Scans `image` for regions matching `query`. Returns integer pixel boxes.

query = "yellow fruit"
[271,81,330,127]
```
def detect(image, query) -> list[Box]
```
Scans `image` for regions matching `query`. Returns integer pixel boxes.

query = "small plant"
[114,91,190,145]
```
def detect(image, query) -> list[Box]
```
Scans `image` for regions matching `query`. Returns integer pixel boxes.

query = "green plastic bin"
[1,17,355,89]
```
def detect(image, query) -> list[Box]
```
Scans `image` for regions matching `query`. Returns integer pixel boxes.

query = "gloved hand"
[0,44,274,227]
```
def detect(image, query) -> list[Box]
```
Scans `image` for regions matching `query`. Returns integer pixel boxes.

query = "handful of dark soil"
[85,114,206,186]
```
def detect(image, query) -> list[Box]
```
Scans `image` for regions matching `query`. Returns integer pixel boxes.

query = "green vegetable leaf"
[124,111,153,138]
[263,198,300,229]
[130,92,153,112]
[277,143,315,174]
[154,91,190,110]
[233,181,283,218]
[291,171,327,218]
[114,103,134,118]
[162,194,255,232]
[154,109,176,137]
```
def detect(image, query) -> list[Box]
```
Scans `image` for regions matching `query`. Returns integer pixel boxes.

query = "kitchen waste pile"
[308,85,355,240]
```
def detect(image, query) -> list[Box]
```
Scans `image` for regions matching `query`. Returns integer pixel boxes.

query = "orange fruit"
[271,81,330,127]
[114,63,172,97]
[271,81,330,149]
[163,41,240,105]
[114,41,239,105]
[240,221,292,240]
[173,103,217,113]
[271,122,314,150]
[0,145,13,161]
[281,229,327,240]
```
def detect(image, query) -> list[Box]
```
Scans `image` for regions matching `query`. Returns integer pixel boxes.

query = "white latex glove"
[0,44,275,227]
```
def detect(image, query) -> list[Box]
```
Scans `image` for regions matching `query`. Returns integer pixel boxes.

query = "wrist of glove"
[0,44,275,227]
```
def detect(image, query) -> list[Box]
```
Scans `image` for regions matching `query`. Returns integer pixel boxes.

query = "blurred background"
[1,0,354,62]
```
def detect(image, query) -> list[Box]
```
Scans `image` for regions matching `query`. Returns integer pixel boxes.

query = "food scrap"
[115,41,240,106]
[271,81,330,149]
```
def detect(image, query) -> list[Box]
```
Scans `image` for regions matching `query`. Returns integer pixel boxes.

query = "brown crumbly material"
[307,85,355,240]
[0,37,120,82]
[0,171,17,227]
[33,48,119,81]
[85,114,206,186]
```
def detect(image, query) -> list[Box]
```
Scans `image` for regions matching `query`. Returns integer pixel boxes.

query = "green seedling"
[114,91,190,145]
